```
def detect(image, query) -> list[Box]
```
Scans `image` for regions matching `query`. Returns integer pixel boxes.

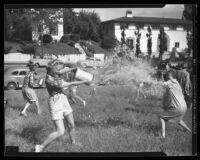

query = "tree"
[182,4,196,57]
[120,23,128,44]
[63,9,101,42]
[135,25,142,57]
[4,9,12,40]
[101,35,116,49]
[63,8,76,34]
[182,4,193,20]
[146,26,152,58]
[158,26,169,61]
[4,9,32,41]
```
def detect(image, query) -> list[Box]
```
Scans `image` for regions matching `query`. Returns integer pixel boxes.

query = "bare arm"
[61,80,88,89]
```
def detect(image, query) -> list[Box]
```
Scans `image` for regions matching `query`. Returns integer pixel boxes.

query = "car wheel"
[7,82,17,90]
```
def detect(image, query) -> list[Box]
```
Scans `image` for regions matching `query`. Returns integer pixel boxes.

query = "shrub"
[60,34,70,43]
[101,36,116,49]
[42,34,53,43]
[67,40,75,47]
[70,34,80,42]
[4,46,12,54]
[20,43,36,54]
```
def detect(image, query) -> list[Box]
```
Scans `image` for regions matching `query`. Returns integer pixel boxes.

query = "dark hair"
[163,71,173,81]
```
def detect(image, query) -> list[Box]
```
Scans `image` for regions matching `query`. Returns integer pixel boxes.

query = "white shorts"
[48,93,73,121]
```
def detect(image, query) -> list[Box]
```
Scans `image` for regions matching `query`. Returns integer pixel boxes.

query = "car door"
[7,70,19,86]
[18,70,28,88]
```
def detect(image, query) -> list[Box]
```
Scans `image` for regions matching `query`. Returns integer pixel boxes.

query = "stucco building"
[101,10,192,56]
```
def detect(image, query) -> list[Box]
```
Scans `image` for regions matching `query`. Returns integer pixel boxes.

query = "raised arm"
[61,80,88,89]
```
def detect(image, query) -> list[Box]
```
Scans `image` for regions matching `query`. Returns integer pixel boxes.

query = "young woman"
[20,60,40,117]
[35,60,88,152]
[158,71,191,138]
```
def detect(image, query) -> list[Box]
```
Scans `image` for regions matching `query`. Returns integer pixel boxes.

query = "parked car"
[77,57,104,68]
[32,58,51,67]
[4,67,46,90]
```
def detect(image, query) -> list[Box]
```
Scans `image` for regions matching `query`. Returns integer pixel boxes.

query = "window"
[19,71,27,75]
[175,42,180,48]
[12,71,18,75]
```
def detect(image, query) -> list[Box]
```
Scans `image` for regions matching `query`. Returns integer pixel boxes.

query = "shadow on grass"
[20,125,43,144]
[75,117,132,128]
[5,128,21,137]
[124,107,147,114]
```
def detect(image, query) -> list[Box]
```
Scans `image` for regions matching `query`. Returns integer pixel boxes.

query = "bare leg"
[20,102,31,116]
[179,120,192,133]
[160,118,166,138]
[72,88,86,108]
[64,112,76,144]
[35,119,65,152]
[34,100,41,115]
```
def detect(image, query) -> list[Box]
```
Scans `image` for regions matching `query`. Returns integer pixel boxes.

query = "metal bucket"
[74,68,93,82]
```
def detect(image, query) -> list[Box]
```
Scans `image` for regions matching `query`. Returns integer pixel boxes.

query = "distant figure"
[20,60,40,117]
[158,71,191,138]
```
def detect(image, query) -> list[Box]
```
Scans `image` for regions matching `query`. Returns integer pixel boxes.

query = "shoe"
[83,101,86,108]
[35,144,43,152]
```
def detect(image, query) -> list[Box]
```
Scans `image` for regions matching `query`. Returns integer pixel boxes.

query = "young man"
[20,60,40,117]
[158,70,191,138]
[35,60,88,152]
[166,63,192,109]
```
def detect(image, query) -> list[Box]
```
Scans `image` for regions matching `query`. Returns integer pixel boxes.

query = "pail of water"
[74,68,93,82]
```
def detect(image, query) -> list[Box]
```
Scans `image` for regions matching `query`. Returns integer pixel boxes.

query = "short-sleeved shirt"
[163,79,187,113]
[22,71,37,89]
[45,74,63,97]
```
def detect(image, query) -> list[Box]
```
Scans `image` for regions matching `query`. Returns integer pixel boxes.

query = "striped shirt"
[22,71,38,89]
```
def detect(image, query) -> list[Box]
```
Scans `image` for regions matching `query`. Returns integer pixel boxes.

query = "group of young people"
[19,59,192,152]
[19,59,88,152]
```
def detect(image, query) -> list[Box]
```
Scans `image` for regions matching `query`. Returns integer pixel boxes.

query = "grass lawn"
[4,85,192,155]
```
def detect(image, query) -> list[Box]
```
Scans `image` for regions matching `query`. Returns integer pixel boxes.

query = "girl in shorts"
[35,60,88,152]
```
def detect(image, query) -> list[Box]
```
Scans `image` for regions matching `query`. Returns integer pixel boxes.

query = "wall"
[32,17,64,42]
[114,23,188,56]
[4,53,32,63]
[57,54,86,63]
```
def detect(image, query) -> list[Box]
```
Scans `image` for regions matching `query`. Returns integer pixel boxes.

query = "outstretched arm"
[61,80,88,89]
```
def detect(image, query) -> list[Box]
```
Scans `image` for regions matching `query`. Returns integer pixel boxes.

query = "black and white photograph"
[4,4,197,156]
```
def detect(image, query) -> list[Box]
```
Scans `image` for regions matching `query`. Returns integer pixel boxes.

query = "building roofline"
[101,16,192,25]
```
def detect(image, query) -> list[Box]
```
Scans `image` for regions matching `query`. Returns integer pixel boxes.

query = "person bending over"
[158,70,191,138]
